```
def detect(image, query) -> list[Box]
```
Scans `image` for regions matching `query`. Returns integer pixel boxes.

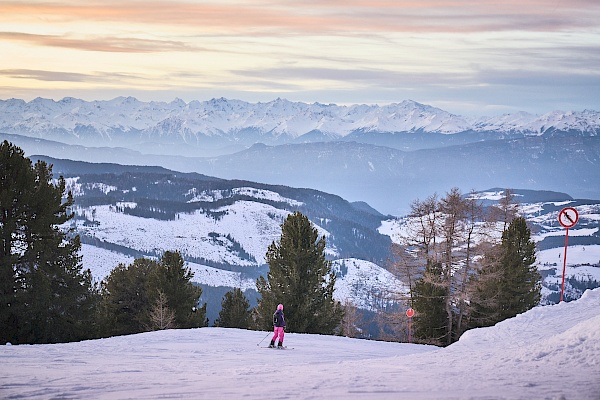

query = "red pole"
[560,228,569,303]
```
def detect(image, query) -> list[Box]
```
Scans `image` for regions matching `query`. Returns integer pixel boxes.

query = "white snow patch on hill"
[332,258,407,310]
[80,244,135,280]
[186,187,303,207]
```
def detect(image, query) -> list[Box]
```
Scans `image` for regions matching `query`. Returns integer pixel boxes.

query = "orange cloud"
[1,0,597,35]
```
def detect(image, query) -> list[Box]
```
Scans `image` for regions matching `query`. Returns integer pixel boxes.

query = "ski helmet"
[277,304,284,310]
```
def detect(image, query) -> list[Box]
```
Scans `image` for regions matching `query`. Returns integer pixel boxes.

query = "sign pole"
[560,227,569,303]
[557,207,579,303]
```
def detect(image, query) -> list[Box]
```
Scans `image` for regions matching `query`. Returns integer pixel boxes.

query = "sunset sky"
[1,0,599,115]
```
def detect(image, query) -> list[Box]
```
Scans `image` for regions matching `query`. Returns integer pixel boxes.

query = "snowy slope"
[67,179,397,310]
[80,244,257,290]
[1,288,598,399]
[74,201,292,267]
[332,258,408,310]
[1,97,598,146]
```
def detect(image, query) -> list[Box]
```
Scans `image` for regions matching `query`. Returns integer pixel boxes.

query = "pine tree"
[469,216,540,327]
[497,217,540,318]
[411,261,449,345]
[216,288,251,328]
[0,141,98,344]
[255,211,343,334]
[101,258,156,336]
[0,142,34,342]
[101,252,207,335]
[150,251,206,329]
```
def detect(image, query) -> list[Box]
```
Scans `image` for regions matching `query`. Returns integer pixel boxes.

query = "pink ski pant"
[272,327,284,343]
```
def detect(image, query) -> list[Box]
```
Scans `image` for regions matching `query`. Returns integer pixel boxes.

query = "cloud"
[1,1,598,35]
[233,66,473,88]
[0,69,95,82]
[0,32,195,53]
[0,69,146,83]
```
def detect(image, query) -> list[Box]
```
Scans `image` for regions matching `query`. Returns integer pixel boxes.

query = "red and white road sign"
[406,308,415,318]
[558,207,579,229]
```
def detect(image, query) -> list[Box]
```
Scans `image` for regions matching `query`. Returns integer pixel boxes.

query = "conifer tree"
[100,251,206,336]
[256,211,343,334]
[411,262,449,345]
[1,141,98,344]
[150,251,206,329]
[216,288,251,328]
[101,258,156,336]
[1,142,33,343]
[469,216,540,327]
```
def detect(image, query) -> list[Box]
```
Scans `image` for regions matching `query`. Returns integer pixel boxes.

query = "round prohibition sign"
[406,308,415,318]
[558,207,579,229]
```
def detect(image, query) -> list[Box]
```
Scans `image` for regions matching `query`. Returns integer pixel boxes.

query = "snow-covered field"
[1,288,599,399]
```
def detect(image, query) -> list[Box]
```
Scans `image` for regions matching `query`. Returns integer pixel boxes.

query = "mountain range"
[1,97,599,156]
[2,96,600,215]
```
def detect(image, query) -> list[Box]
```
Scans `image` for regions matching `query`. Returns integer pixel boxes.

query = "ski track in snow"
[1,289,599,399]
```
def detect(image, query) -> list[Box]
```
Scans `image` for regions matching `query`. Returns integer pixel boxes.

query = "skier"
[269,304,286,348]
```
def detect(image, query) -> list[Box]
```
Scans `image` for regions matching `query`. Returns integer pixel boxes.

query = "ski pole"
[257,331,271,346]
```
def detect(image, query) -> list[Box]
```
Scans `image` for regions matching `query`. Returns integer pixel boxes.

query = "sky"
[0,0,599,116]
[1,288,599,399]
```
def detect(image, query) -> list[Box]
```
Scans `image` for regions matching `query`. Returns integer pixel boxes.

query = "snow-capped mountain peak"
[1,97,598,149]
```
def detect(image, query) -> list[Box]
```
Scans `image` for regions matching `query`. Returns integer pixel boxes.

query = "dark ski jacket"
[273,310,286,328]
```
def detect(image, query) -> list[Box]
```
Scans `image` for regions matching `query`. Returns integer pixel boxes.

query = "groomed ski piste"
[1,288,599,399]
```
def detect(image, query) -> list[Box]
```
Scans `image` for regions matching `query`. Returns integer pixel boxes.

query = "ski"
[261,346,294,350]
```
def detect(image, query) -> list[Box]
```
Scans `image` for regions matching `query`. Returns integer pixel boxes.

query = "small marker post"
[406,308,414,343]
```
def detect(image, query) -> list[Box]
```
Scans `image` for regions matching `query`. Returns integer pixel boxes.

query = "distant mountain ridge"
[1,97,599,157]
[3,131,599,216]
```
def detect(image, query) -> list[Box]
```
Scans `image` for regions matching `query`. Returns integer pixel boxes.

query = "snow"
[73,201,292,268]
[2,97,599,141]
[538,245,600,269]
[186,187,303,207]
[80,244,254,289]
[80,244,135,280]
[332,258,408,310]
[1,288,599,399]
